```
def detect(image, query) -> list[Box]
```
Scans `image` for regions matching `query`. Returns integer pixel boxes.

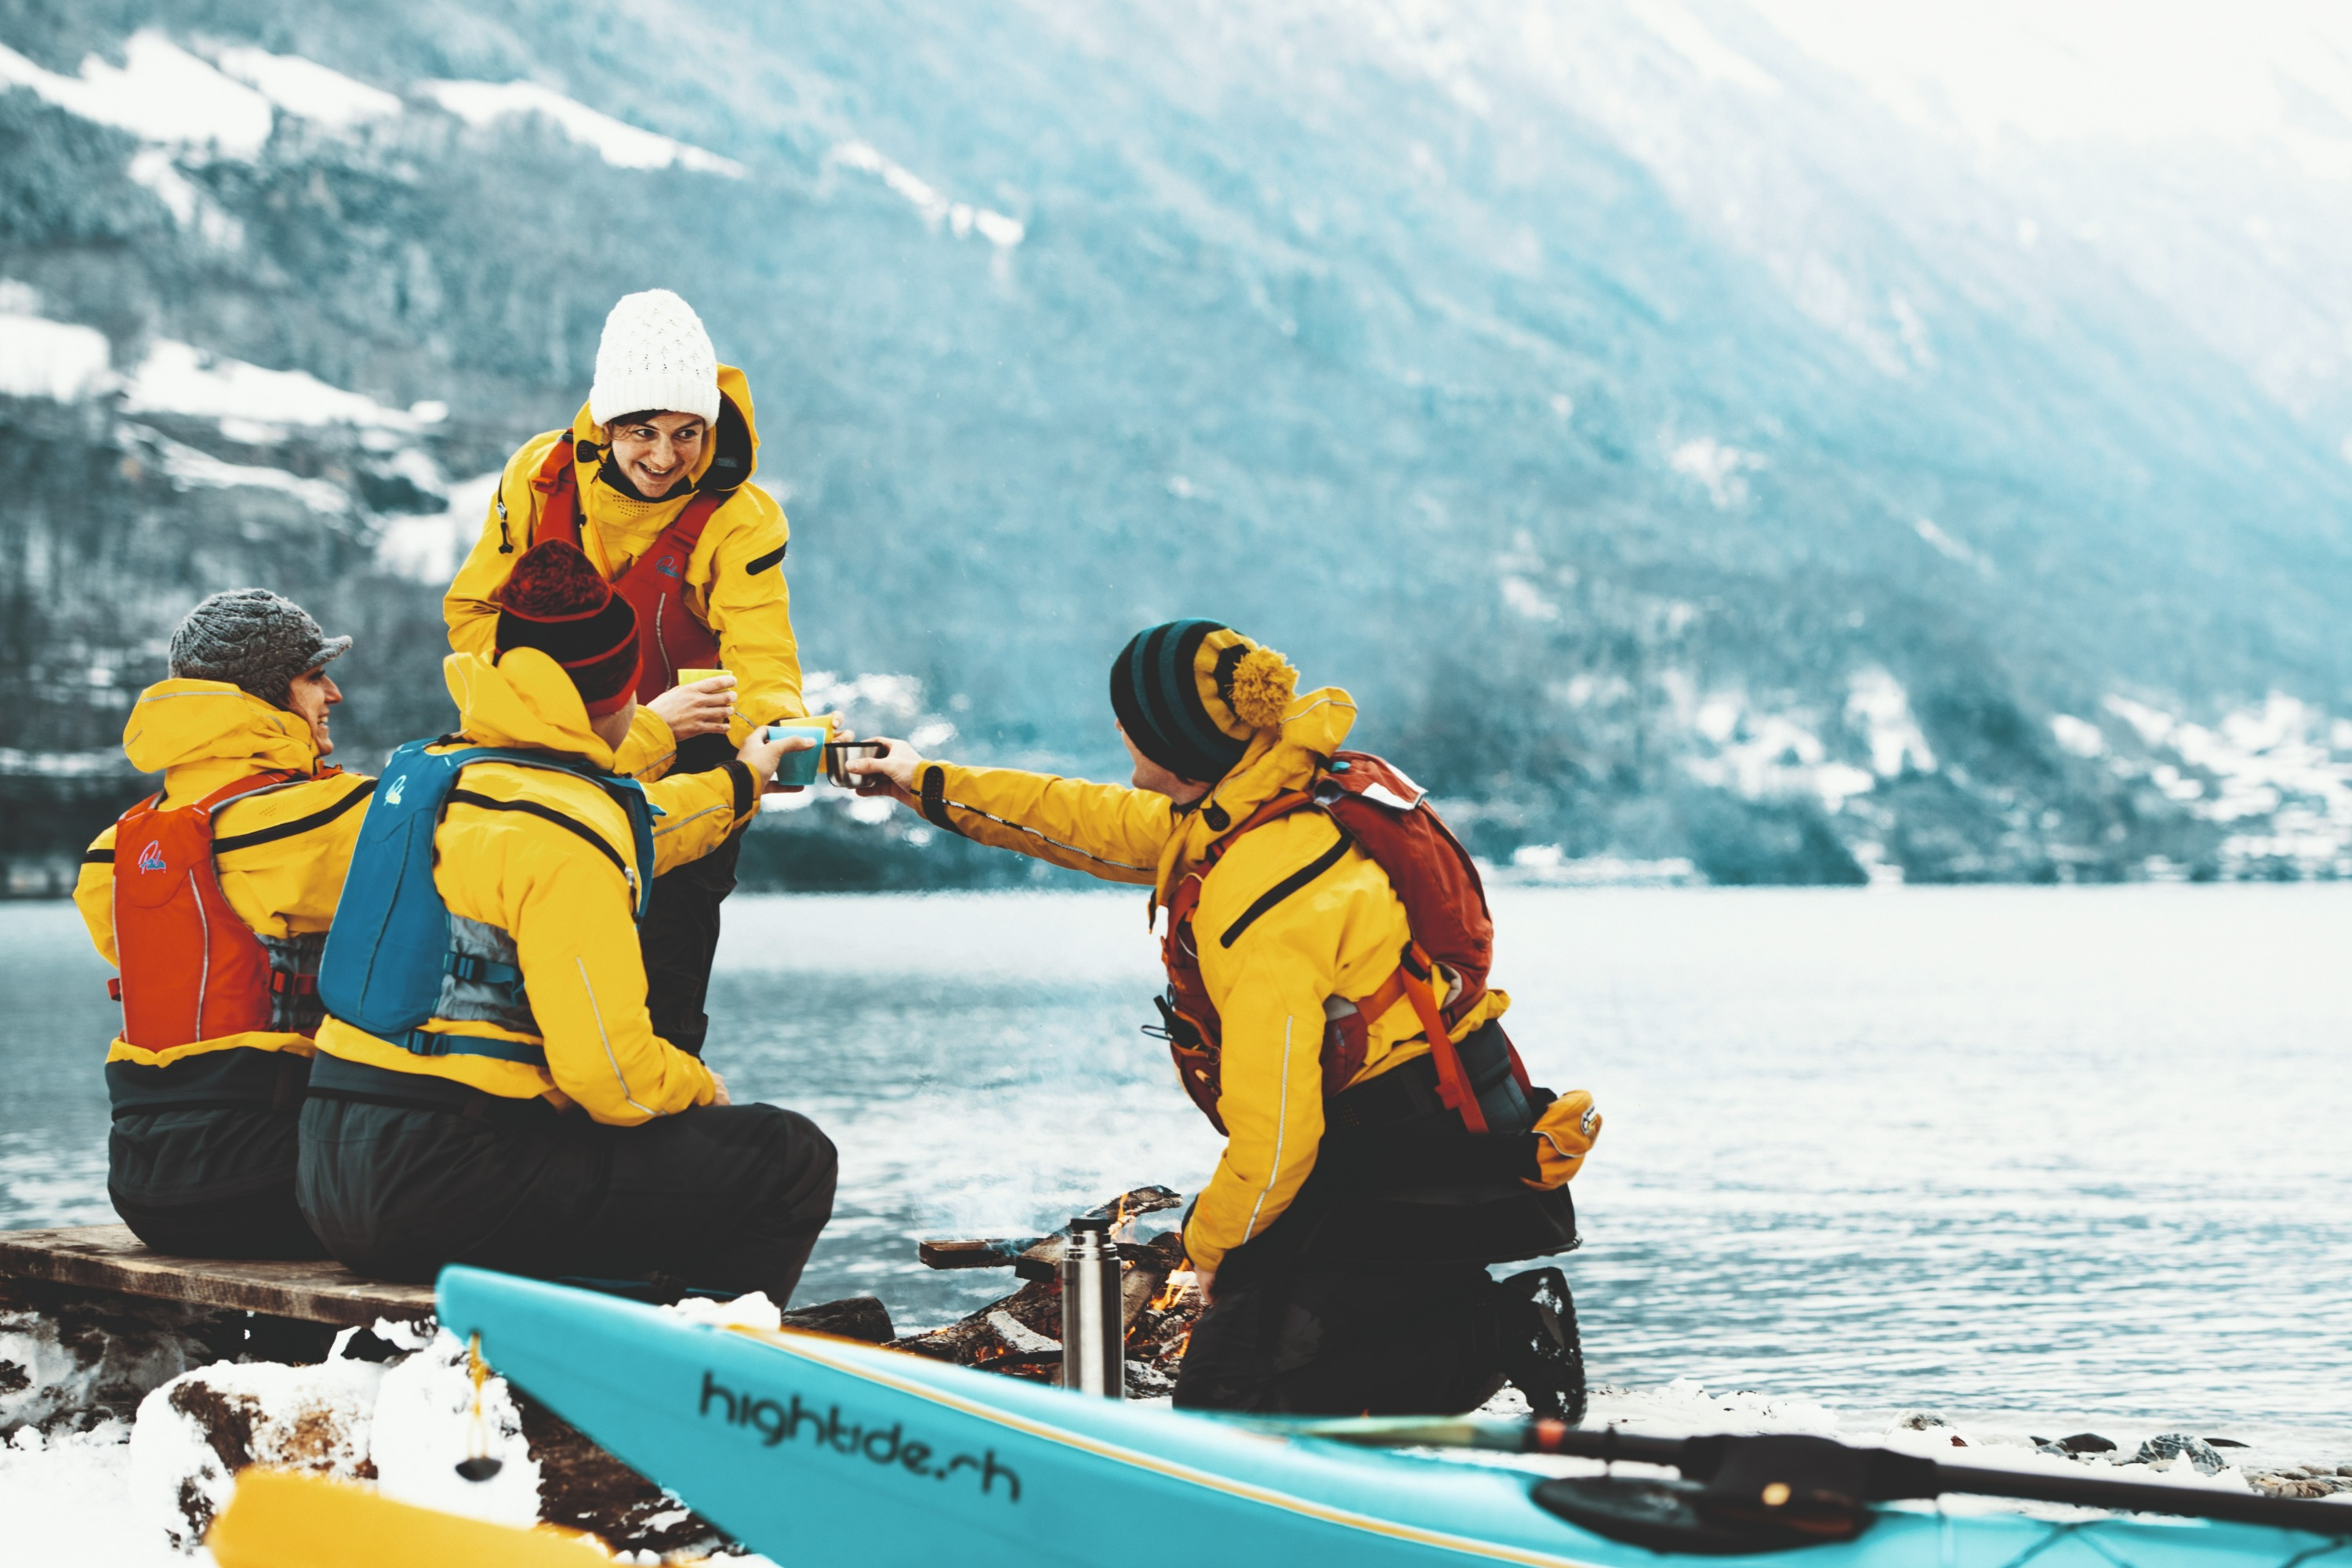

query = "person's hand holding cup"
[839,737,924,803]
[651,669,736,740]
[735,725,818,793]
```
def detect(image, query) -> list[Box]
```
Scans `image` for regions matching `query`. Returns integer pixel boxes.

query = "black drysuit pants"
[641,732,742,1058]
[110,1105,327,1260]
[1171,1261,1582,1417]
[106,1051,326,1260]
[295,1082,837,1304]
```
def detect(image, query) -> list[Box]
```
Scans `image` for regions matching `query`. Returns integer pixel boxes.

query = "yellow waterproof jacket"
[904,688,1510,1274]
[310,651,755,1124]
[442,365,805,753]
[75,681,375,1065]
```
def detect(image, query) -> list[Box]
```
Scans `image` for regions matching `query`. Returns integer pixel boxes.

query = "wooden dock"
[0,1225,435,1326]
[0,1224,898,1343]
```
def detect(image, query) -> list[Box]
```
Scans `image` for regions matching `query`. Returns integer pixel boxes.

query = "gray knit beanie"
[168,589,351,706]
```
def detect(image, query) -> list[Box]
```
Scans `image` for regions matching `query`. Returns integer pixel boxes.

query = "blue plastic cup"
[764,722,833,786]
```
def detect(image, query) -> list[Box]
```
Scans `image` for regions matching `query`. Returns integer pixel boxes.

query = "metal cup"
[823,739,891,789]
[1059,1215,1123,1398]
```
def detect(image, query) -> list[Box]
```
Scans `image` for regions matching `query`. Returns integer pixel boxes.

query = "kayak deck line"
[724,1323,1617,1568]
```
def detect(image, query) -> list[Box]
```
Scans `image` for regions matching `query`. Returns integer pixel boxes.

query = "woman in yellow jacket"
[301,541,836,1301]
[74,590,372,1258]
[442,290,804,1059]
[850,620,1598,1414]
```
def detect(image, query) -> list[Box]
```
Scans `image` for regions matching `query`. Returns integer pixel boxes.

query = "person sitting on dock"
[846,619,1602,1415]
[297,539,838,1303]
[74,590,372,1259]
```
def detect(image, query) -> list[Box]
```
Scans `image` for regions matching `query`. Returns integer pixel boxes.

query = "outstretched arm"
[846,739,1171,885]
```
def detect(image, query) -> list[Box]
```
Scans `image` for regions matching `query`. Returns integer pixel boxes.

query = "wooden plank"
[0,1224,436,1326]
[916,1237,1040,1270]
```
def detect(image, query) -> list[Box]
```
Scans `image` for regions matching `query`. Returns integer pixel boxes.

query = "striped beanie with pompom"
[1109,619,1299,785]
[494,539,641,717]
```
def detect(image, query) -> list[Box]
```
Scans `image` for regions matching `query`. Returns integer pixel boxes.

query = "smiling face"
[604,411,707,499]
[285,667,341,758]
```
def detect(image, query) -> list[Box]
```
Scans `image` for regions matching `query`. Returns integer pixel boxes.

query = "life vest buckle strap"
[391,1028,550,1069]
[443,953,524,988]
[107,976,123,1003]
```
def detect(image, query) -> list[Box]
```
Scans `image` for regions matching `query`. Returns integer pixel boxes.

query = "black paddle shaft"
[1521,1427,2352,1537]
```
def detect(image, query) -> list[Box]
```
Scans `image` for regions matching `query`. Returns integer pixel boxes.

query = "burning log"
[891,1186,1207,1399]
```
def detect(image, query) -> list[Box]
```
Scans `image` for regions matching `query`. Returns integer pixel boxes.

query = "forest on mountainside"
[3,0,2348,891]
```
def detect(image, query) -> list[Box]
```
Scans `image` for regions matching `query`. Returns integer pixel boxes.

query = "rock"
[1,1281,248,1439]
[780,1294,895,1343]
[2056,1432,2118,1454]
[2132,1433,2226,1475]
[129,1359,387,1552]
[2203,1436,2248,1448]
[1896,1412,1952,1431]
[517,1389,729,1558]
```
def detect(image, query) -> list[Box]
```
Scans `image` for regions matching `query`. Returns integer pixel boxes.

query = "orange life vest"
[1158,751,1529,1137]
[110,771,325,1050]
[528,437,724,701]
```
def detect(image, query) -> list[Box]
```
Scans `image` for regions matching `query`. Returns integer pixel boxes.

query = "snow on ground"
[207,45,401,128]
[2099,692,2352,874]
[0,31,274,157]
[0,310,111,401]
[419,80,743,176]
[0,1421,188,1567]
[122,339,432,431]
[376,470,497,582]
[829,140,1026,245]
[141,431,350,514]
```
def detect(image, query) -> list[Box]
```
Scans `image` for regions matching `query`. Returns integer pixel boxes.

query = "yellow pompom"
[1227,645,1298,730]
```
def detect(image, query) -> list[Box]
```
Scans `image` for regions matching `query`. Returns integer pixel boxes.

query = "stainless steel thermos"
[1060,1215,1123,1398]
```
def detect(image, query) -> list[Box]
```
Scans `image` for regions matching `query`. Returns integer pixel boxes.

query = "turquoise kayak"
[436,1267,2345,1568]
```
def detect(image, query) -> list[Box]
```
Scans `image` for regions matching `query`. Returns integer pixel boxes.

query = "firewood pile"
[888,1185,1205,1399]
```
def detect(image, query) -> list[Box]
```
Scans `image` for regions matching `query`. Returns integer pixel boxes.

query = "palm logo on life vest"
[136,840,166,873]
[383,775,407,807]
[655,554,681,579]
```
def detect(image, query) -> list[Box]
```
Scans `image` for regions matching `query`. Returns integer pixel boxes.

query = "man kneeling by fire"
[847,619,1600,1415]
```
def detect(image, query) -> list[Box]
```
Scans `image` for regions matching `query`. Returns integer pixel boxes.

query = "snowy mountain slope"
[0,0,2346,887]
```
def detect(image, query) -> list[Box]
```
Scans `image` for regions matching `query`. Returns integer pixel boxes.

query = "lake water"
[5,886,2347,1441]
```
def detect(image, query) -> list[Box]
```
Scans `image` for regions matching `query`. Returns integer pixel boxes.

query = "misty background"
[4,0,2349,892]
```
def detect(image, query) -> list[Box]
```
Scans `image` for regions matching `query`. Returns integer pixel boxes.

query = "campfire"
[889,1186,1204,1398]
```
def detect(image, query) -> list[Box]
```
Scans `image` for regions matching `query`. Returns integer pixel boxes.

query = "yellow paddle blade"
[209,1470,614,1568]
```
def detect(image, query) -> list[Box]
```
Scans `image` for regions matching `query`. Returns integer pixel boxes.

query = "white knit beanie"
[588,289,720,426]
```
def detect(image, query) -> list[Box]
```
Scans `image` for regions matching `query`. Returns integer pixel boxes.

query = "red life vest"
[528,437,724,701]
[110,771,323,1051]
[1159,750,1529,1137]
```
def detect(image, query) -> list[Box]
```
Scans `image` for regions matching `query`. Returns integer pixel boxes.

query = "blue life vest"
[318,740,656,1067]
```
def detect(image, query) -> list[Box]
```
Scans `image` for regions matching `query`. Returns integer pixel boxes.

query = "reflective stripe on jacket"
[310,650,753,1125]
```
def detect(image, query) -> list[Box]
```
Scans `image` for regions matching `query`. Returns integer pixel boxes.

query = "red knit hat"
[494,541,641,717]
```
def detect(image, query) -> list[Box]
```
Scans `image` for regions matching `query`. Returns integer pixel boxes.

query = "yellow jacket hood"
[122,680,320,786]
[568,363,760,488]
[1159,685,1359,903]
[443,650,620,769]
